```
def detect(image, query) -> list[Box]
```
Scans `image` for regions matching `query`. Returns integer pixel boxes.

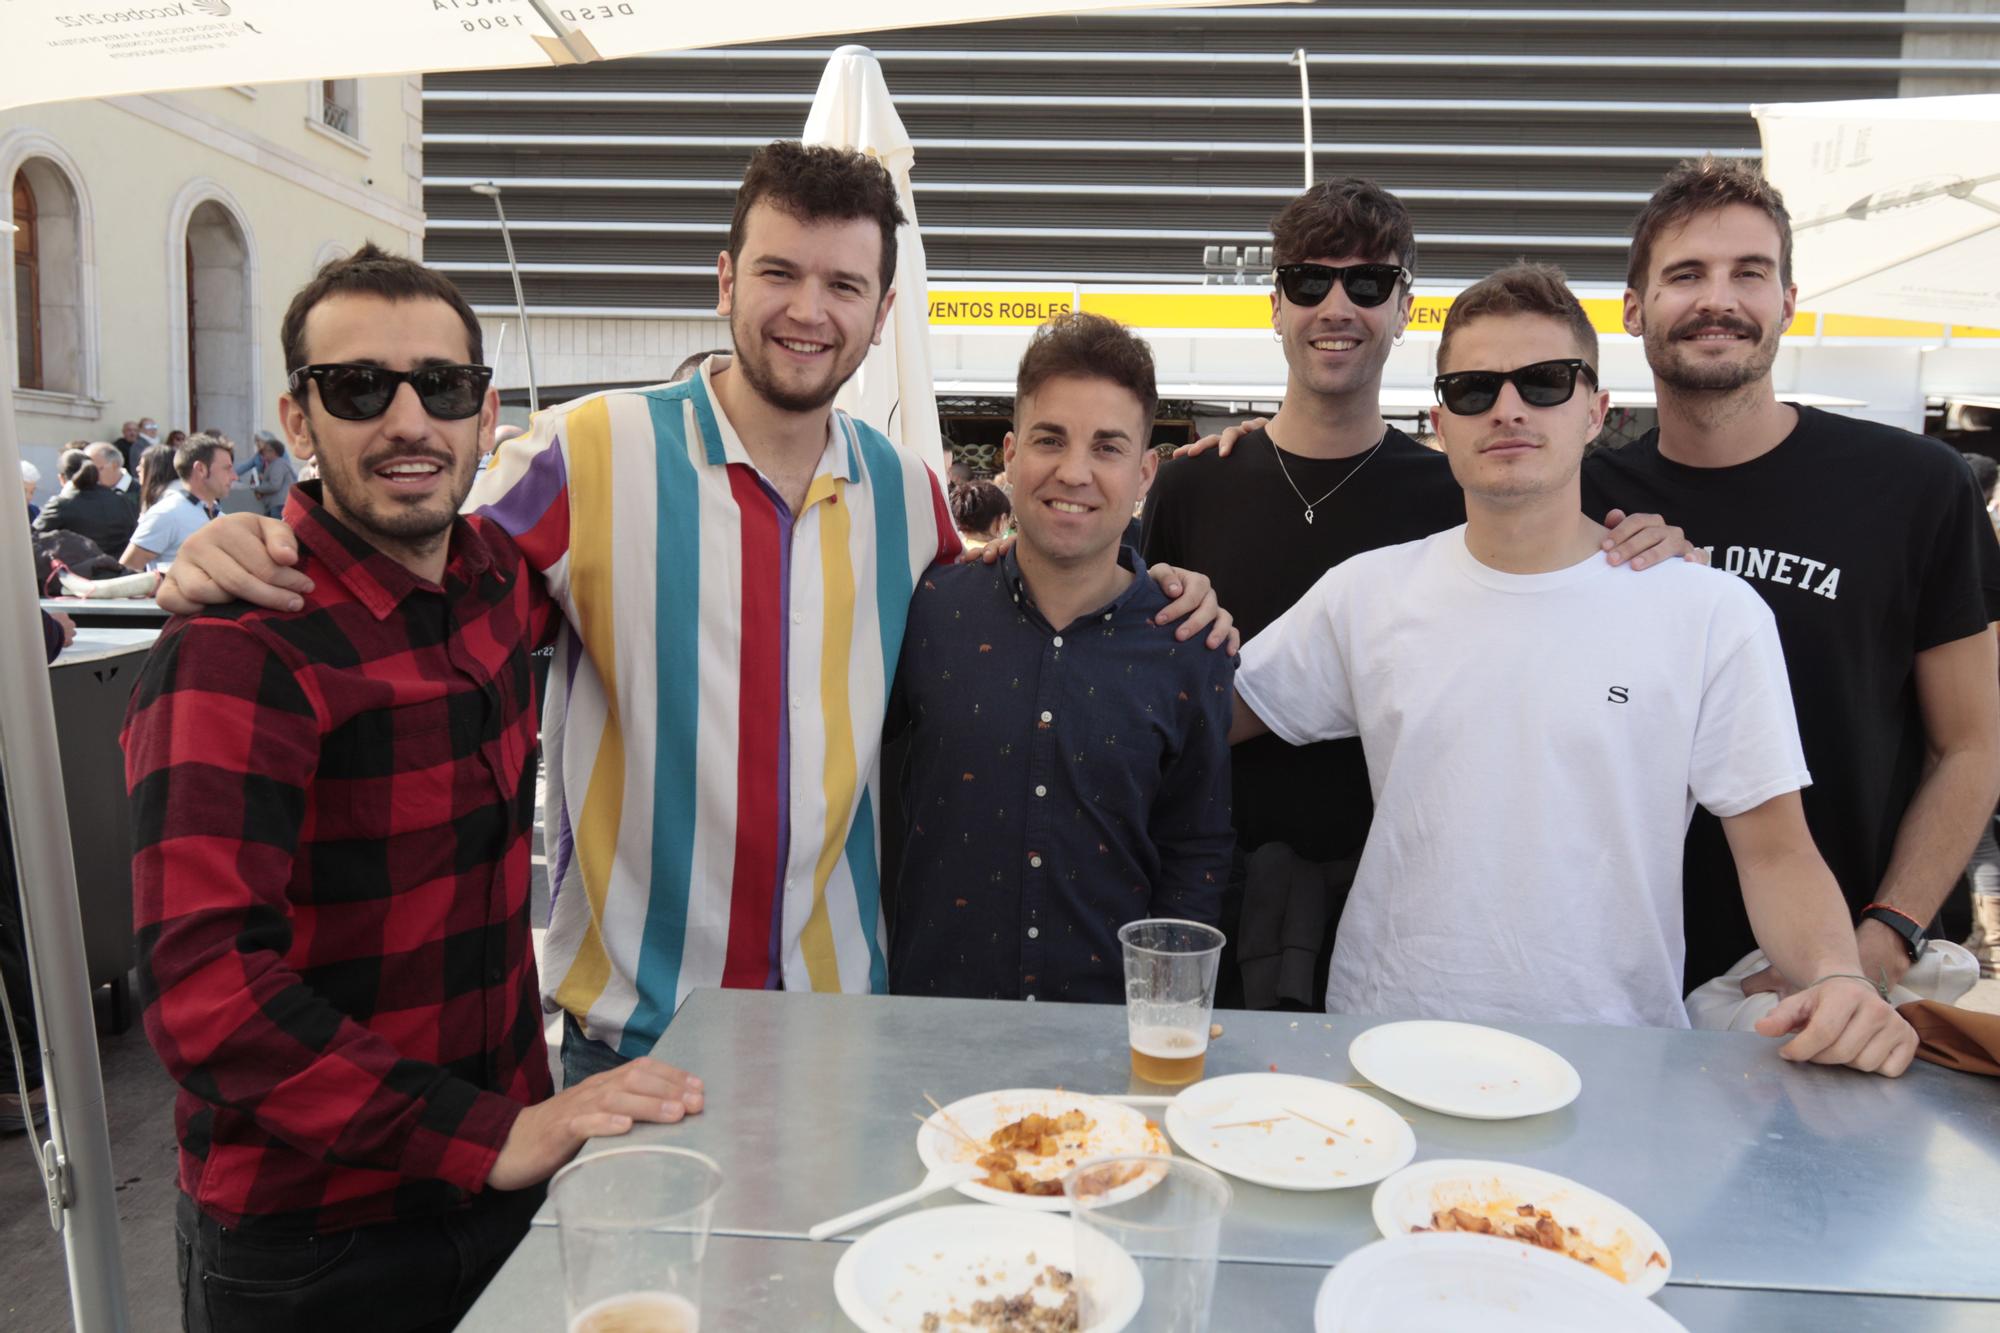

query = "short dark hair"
[948,480,1012,535]
[1964,450,1999,503]
[1438,263,1599,373]
[1270,178,1417,275]
[1628,156,1792,292]
[281,242,484,389]
[728,141,905,295]
[57,448,99,490]
[671,349,729,384]
[174,432,231,482]
[1013,313,1159,431]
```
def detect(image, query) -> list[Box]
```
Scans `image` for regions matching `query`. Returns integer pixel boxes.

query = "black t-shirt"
[1581,406,2000,990]
[1143,428,1465,861]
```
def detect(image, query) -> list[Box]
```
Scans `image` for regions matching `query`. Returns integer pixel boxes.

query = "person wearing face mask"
[1230,263,1916,1078]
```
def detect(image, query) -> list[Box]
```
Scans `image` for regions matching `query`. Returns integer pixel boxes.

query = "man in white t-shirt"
[1230,263,1916,1075]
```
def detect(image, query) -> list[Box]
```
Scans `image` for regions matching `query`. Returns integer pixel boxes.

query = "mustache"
[1670,313,1762,341]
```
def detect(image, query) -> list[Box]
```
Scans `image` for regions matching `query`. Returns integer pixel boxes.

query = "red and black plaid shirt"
[125,482,556,1236]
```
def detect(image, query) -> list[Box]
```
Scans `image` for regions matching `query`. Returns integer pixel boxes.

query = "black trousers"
[176,1184,544,1333]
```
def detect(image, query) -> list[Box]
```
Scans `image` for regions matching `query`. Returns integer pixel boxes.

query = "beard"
[727,307,869,414]
[308,421,473,549]
[1647,311,1781,394]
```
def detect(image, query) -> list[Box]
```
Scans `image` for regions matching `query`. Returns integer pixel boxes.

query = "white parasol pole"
[0,224,130,1331]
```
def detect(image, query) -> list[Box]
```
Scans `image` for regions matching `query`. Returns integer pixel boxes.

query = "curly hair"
[1270,178,1417,276]
[1628,156,1792,292]
[1438,263,1598,373]
[728,141,906,295]
[1014,312,1158,429]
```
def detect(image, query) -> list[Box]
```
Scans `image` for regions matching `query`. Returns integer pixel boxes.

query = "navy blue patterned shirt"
[887,547,1235,1003]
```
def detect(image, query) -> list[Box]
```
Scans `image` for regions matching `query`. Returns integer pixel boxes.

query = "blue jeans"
[559,1011,630,1088]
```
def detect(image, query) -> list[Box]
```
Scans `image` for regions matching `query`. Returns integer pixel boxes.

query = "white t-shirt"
[128,481,212,570]
[1235,525,1810,1029]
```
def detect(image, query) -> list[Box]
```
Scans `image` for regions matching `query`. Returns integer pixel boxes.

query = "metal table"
[40,595,169,628]
[525,991,2000,1303]
[460,1227,2000,1332]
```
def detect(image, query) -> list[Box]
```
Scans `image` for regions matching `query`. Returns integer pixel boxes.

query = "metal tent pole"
[472,184,539,415]
[0,224,130,1332]
[1290,48,1314,190]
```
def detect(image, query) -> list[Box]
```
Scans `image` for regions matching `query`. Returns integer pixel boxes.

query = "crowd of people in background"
[16,414,309,594]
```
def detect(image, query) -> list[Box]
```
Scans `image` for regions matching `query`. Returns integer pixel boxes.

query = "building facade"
[5,78,425,501]
[421,0,2000,447]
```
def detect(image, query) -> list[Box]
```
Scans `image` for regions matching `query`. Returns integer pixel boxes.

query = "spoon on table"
[808,1164,985,1241]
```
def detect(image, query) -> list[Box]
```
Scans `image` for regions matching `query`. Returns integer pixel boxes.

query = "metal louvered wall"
[422,1,2000,320]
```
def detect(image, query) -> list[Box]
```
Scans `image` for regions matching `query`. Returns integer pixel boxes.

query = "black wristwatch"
[1859,903,1928,963]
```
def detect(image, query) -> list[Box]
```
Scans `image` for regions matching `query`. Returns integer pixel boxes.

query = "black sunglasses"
[288,363,493,422]
[1434,359,1599,416]
[1273,262,1411,309]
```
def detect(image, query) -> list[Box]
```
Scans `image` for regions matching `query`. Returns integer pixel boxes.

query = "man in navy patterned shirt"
[887,314,1235,1003]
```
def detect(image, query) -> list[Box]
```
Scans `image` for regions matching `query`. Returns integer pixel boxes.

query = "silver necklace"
[1272,429,1387,525]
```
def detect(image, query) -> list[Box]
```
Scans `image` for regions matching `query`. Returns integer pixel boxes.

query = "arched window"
[11,173,40,390]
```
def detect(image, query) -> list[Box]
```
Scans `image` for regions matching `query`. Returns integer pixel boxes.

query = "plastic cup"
[1119,919,1225,1086]
[1065,1155,1232,1333]
[550,1145,723,1333]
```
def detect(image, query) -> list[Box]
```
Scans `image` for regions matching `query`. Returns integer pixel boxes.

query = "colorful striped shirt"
[468,357,960,1055]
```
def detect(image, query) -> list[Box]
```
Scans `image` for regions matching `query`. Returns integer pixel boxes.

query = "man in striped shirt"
[161,142,1233,1082]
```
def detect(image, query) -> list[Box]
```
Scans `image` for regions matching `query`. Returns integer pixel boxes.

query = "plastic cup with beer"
[1118,918,1225,1086]
[1065,1155,1232,1333]
[550,1145,723,1333]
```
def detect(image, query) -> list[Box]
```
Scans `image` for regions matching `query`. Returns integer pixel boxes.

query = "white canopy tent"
[0,2,1282,1328]
[804,46,946,474]
[1754,93,2000,328]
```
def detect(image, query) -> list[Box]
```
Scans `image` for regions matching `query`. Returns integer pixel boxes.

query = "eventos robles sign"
[927,291,1076,327]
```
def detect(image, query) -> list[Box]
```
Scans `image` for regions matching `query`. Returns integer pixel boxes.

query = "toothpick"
[1282,1106,1349,1138]
[1209,1115,1290,1131]
[923,1092,982,1148]
[913,1110,985,1152]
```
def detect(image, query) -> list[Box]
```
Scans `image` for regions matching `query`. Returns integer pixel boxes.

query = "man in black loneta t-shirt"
[1582,158,2000,998]
[1144,179,1692,1008]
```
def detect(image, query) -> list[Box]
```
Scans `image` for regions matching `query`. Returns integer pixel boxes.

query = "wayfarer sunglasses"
[1434,358,1599,416]
[1273,262,1411,309]
[288,363,494,422]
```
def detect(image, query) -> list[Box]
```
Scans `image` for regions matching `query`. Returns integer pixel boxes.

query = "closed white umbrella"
[1754,93,2000,327]
[803,45,945,474]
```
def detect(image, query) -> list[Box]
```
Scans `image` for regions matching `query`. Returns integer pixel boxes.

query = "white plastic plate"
[1371,1158,1673,1297]
[1314,1234,1687,1332]
[915,1088,1170,1212]
[1162,1071,1416,1191]
[834,1203,1140,1333]
[1348,1020,1582,1120]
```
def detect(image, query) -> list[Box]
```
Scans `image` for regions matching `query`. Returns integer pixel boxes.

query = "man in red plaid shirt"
[123,247,706,1333]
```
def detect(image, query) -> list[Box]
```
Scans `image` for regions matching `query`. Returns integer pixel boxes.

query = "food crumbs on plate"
[1295,1155,1305,1162]
[1324,1137,1335,1146]
[1209,1023,1224,1039]
[1648,1252,1667,1268]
